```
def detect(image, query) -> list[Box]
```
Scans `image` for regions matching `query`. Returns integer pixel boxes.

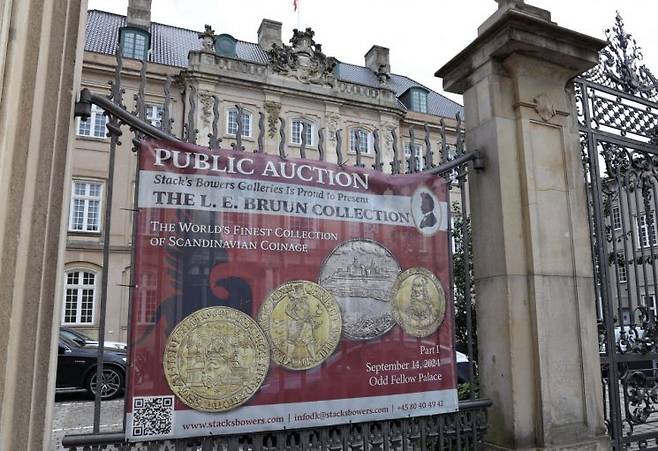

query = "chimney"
[258,19,282,50]
[365,45,390,74]
[127,0,152,30]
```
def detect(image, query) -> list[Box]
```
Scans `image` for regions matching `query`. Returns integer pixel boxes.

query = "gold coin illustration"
[163,306,270,412]
[391,268,446,337]
[258,281,342,370]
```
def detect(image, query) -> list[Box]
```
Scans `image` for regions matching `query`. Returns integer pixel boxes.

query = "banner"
[126,139,457,440]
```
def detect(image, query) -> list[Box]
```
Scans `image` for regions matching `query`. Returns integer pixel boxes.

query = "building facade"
[62,2,464,341]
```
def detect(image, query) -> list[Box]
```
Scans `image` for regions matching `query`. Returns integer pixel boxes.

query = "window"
[69,180,103,232]
[227,109,252,137]
[405,143,425,171]
[146,104,163,128]
[63,270,96,325]
[291,119,313,145]
[637,212,657,247]
[120,28,149,60]
[617,258,627,283]
[612,206,622,230]
[349,128,371,154]
[410,89,428,113]
[642,294,657,319]
[77,104,107,139]
[138,273,157,324]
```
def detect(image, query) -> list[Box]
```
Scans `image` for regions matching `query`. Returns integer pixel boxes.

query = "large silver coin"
[319,240,400,340]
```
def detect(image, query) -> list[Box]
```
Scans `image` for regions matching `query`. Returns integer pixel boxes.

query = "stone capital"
[435,8,605,95]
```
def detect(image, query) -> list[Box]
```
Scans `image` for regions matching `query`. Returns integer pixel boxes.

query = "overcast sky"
[87,0,658,103]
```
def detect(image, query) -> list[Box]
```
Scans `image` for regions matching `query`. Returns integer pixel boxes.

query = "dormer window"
[400,87,429,114]
[410,89,428,113]
[120,27,150,60]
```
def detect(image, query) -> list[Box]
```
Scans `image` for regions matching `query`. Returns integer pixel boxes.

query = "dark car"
[60,327,127,351]
[56,335,127,399]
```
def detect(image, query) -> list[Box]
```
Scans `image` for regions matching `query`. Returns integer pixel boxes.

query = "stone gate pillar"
[437,2,609,450]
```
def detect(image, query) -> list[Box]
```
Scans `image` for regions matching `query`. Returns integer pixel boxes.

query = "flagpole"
[297,0,300,29]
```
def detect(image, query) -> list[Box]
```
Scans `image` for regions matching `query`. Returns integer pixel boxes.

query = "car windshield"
[61,328,93,345]
[60,335,82,349]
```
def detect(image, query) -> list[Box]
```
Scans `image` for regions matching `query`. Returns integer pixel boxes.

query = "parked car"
[60,327,127,351]
[56,335,127,399]
[456,351,473,383]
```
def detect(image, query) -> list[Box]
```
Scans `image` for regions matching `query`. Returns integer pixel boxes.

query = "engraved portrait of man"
[419,192,437,229]
[284,285,323,363]
[407,275,436,325]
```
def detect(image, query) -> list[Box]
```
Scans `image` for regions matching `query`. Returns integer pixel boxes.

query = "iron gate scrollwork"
[578,13,658,451]
[63,32,488,450]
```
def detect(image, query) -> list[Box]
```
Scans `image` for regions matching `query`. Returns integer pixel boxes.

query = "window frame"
[291,119,314,146]
[137,273,158,325]
[145,104,163,129]
[68,179,103,233]
[226,108,253,138]
[405,142,425,171]
[76,104,108,139]
[617,257,627,283]
[642,293,657,319]
[119,26,150,61]
[637,212,657,248]
[62,269,97,326]
[348,127,373,155]
[612,206,622,230]
[410,88,429,114]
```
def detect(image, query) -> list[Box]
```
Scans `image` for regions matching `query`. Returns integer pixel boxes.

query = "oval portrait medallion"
[391,267,446,337]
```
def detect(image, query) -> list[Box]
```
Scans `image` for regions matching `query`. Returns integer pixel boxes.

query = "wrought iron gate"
[578,14,658,450]
[61,36,488,450]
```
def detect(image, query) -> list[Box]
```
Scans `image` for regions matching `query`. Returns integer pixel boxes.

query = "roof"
[85,10,463,118]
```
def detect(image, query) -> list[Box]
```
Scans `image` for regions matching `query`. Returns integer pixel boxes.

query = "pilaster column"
[0,1,86,449]
[437,3,609,450]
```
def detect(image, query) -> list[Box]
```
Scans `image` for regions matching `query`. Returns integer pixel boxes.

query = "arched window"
[226,108,252,137]
[291,119,314,145]
[349,127,372,154]
[62,270,97,325]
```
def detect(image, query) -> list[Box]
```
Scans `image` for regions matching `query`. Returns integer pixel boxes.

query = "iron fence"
[61,41,487,450]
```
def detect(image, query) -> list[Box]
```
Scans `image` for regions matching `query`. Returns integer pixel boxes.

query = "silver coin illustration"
[319,239,400,340]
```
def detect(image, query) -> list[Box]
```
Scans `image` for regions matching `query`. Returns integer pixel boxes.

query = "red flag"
[293,0,298,11]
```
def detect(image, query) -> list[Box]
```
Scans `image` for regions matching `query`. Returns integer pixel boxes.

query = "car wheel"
[86,366,124,400]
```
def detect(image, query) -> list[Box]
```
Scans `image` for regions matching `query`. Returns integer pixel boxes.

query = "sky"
[86,0,658,103]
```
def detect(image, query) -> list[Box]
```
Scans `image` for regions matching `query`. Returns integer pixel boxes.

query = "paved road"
[51,390,123,450]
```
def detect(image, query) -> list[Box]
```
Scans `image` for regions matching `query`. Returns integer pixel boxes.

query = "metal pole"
[93,122,120,432]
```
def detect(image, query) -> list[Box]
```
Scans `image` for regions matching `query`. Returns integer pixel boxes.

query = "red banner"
[126,139,457,440]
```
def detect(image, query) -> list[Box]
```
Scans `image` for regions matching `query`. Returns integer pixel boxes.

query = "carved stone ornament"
[326,113,340,142]
[199,93,213,127]
[199,24,216,53]
[375,64,390,86]
[533,94,556,121]
[264,101,281,138]
[267,28,337,87]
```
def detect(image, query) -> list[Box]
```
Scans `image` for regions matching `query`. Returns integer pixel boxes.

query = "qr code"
[132,396,174,437]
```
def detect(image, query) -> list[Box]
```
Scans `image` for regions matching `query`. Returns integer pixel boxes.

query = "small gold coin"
[391,268,446,337]
[258,281,342,370]
[163,307,269,412]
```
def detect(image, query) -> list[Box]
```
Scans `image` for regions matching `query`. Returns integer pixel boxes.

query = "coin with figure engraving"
[319,239,400,340]
[258,281,341,370]
[163,307,270,412]
[391,267,446,337]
